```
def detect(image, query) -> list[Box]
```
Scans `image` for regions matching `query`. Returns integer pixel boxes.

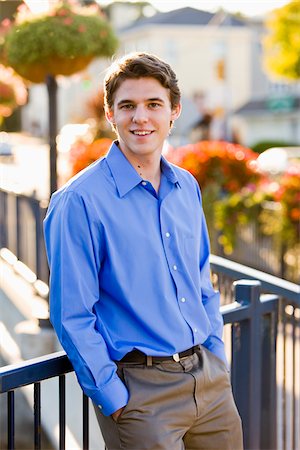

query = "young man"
[44,52,243,450]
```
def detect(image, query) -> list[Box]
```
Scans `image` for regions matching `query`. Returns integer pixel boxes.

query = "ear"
[171,102,182,121]
[105,107,115,125]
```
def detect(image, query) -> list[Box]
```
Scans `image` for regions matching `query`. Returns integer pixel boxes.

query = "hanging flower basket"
[0,64,27,119]
[3,1,118,83]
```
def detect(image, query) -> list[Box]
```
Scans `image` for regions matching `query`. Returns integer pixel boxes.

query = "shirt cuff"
[91,377,129,416]
[202,336,228,368]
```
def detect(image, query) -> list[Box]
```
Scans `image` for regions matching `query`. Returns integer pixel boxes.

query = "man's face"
[106,77,181,161]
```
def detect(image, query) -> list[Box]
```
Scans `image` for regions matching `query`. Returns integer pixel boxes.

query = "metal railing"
[1,276,299,450]
[0,353,88,450]
[211,255,300,450]
[0,188,49,284]
[209,214,299,284]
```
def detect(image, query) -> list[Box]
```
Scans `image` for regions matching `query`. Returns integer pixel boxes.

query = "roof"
[235,96,300,115]
[120,7,246,31]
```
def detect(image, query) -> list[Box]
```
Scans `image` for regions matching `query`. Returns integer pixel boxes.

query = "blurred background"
[1,0,299,283]
[0,1,299,449]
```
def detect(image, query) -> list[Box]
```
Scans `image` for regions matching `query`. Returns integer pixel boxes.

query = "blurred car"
[0,141,13,156]
[257,146,300,175]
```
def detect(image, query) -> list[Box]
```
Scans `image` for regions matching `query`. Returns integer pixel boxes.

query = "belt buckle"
[172,353,180,362]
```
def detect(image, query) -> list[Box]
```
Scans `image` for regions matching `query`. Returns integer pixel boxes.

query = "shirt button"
[142,181,147,186]
[194,328,198,333]
[165,232,170,238]
[180,297,186,303]
[173,265,177,271]
[98,405,102,410]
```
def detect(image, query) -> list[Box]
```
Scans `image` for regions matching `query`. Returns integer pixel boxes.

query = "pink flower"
[1,18,11,29]
[57,8,69,17]
[63,17,73,25]
[78,25,86,33]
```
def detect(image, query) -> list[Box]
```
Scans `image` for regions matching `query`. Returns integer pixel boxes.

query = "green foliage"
[263,2,300,80]
[251,140,297,154]
[167,140,300,258]
[6,15,117,65]
[214,188,271,254]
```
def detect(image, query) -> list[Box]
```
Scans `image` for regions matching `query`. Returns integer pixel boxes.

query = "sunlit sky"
[100,0,291,17]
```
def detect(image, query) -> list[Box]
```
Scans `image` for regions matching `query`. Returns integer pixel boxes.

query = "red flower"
[70,138,112,176]
[167,140,261,193]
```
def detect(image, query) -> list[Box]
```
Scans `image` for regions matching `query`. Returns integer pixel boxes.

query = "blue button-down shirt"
[44,142,225,416]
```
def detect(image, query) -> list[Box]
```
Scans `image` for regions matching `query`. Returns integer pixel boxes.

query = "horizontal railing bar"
[0,351,73,393]
[210,254,300,304]
[259,294,279,314]
[220,302,250,324]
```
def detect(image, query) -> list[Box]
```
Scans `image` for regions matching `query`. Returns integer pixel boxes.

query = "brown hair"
[104,52,181,111]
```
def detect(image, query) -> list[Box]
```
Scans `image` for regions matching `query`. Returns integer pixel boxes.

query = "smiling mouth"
[130,131,154,136]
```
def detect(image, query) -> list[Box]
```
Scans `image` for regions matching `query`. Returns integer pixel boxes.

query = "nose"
[132,105,148,124]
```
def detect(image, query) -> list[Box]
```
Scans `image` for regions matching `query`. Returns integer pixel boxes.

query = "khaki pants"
[94,346,243,450]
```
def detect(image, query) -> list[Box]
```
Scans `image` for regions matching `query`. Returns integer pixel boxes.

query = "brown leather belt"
[119,345,200,364]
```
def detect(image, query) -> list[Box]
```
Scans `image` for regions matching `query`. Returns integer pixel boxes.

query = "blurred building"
[21,5,300,147]
[232,91,300,147]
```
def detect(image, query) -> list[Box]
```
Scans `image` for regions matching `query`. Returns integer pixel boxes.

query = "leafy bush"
[251,140,297,154]
[166,140,300,255]
[166,140,261,194]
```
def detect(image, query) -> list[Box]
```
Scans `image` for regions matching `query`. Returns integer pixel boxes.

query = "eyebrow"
[117,97,165,107]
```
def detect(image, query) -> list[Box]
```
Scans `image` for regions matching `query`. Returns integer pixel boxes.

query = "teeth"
[132,131,152,136]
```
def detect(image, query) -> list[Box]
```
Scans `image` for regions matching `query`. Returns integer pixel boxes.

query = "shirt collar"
[106,141,180,198]
[160,155,181,187]
[106,142,142,197]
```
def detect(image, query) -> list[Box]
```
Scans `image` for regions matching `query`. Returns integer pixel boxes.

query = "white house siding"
[233,113,300,147]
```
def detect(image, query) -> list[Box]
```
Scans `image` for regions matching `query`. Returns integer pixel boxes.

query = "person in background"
[189,91,212,143]
[44,52,243,450]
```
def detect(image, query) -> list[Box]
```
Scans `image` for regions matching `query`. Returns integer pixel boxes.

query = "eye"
[148,102,161,109]
[120,104,134,110]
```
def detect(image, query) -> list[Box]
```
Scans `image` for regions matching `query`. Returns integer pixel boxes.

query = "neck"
[118,144,162,192]
[133,156,161,192]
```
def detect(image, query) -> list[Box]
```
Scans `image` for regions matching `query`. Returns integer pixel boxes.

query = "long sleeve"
[196,185,227,364]
[43,190,129,415]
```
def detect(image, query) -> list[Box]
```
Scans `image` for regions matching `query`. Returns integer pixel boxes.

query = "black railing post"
[59,375,66,450]
[0,190,8,248]
[34,382,41,450]
[15,195,21,261]
[260,294,278,450]
[82,393,89,450]
[231,280,261,450]
[7,390,15,450]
